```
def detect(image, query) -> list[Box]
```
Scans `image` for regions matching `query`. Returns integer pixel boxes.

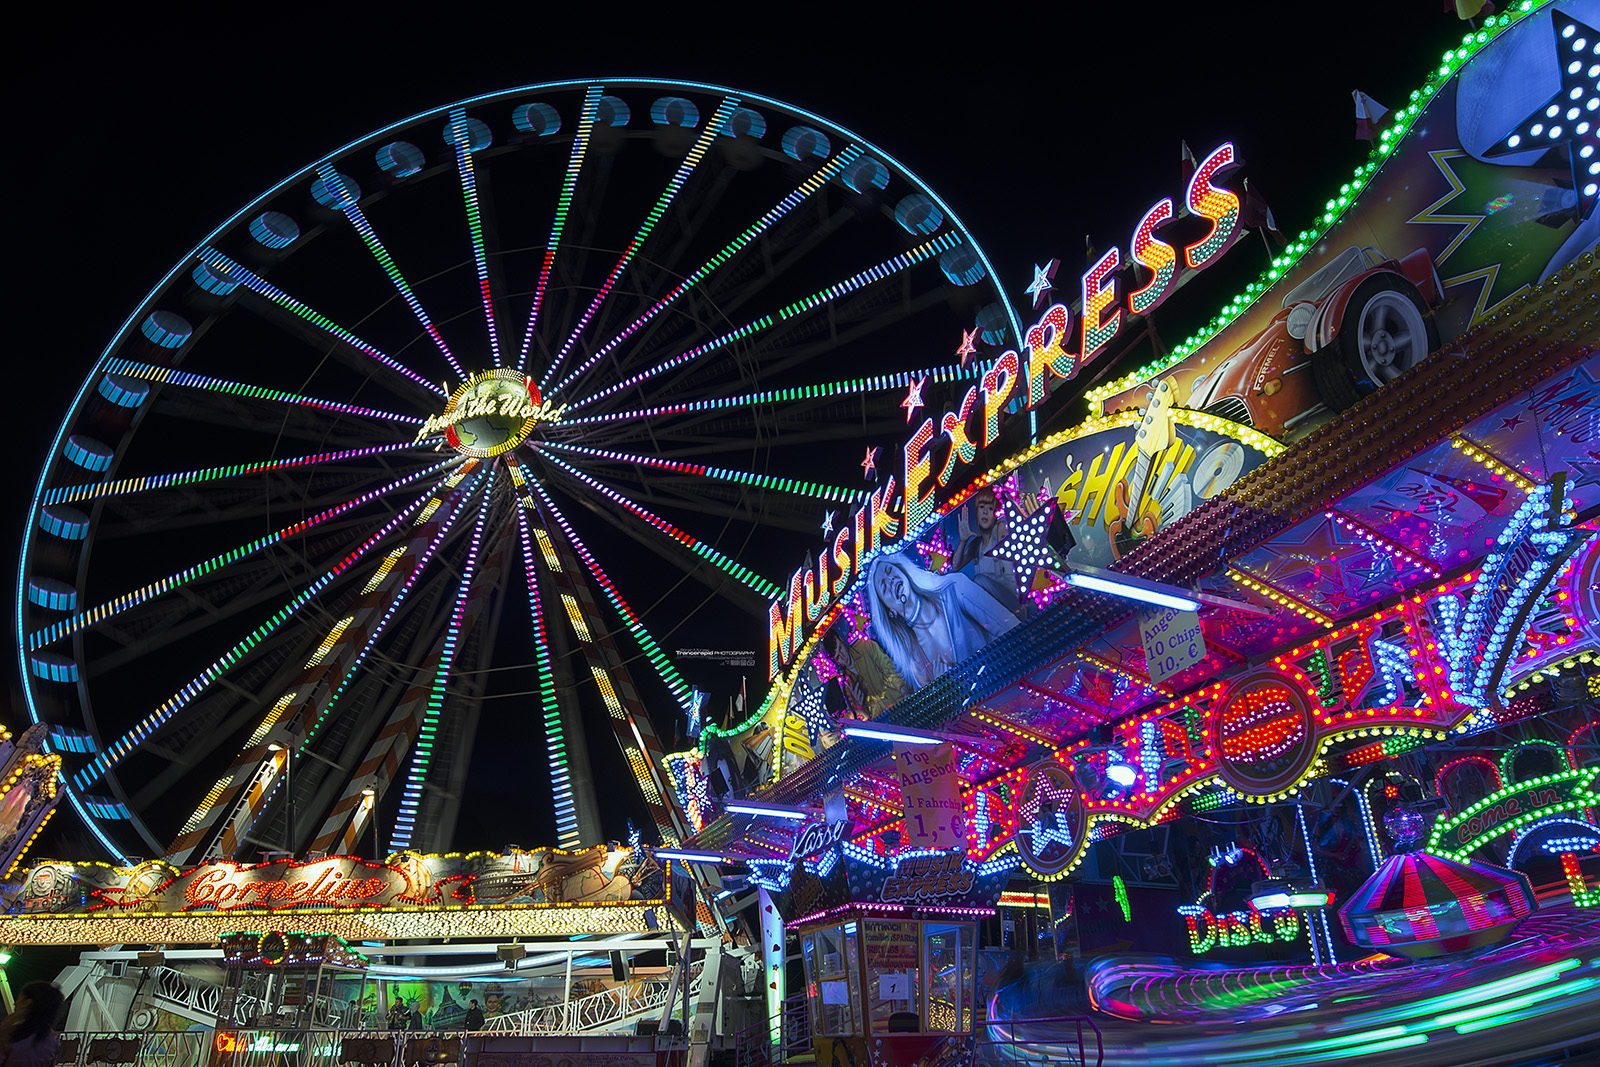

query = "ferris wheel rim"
[19,76,1023,865]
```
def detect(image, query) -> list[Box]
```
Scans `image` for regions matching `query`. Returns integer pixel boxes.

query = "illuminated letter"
[1179,906,1216,953]
[1024,304,1075,406]
[767,569,806,679]
[1128,198,1176,316]
[831,527,853,597]
[1183,143,1241,270]
[867,476,901,551]
[186,868,225,904]
[1073,443,1128,526]
[1081,248,1122,365]
[937,388,981,486]
[803,560,829,625]
[981,350,1019,446]
[904,418,937,531]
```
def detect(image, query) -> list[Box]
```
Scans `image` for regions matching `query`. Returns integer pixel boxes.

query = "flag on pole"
[1353,90,1391,141]
[1243,178,1285,247]
[1180,140,1197,195]
[1451,0,1495,21]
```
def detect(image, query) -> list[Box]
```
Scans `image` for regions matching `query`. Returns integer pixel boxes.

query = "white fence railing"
[480,967,700,1035]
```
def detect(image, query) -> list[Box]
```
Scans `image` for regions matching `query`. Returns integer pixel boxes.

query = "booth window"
[801,924,861,1036]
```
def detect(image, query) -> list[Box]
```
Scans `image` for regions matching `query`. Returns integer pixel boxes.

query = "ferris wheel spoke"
[29,457,460,654]
[446,109,506,367]
[539,96,741,391]
[512,501,583,850]
[548,142,864,400]
[71,462,463,794]
[101,357,426,426]
[197,249,449,398]
[556,361,976,434]
[390,486,492,849]
[314,163,468,381]
[510,460,696,717]
[165,464,486,862]
[538,451,781,602]
[42,440,431,507]
[518,85,604,373]
[540,441,861,507]
[566,230,964,412]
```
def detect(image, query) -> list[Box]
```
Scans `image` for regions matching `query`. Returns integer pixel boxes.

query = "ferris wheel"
[18,79,1020,865]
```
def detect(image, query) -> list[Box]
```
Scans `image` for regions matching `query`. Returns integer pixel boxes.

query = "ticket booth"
[772,845,1007,1067]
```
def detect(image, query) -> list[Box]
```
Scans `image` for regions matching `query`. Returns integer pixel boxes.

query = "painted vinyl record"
[1192,442,1245,498]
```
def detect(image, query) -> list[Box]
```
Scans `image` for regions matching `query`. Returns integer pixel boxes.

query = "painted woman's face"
[875,563,910,618]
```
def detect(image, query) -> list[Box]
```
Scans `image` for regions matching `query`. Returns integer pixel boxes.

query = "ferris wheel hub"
[415,369,564,457]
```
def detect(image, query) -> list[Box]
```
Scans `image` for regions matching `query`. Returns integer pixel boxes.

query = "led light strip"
[197,250,445,395]
[519,85,603,370]
[558,363,978,428]
[1226,568,1335,627]
[1325,510,1442,579]
[571,231,963,411]
[315,163,465,380]
[514,505,581,849]
[447,109,502,365]
[540,453,782,600]
[44,441,427,506]
[542,442,862,503]
[32,459,458,652]
[1450,435,1538,492]
[518,465,695,714]
[1083,4,1544,406]
[101,358,422,424]
[542,97,740,388]
[550,143,863,396]
[392,489,492,848]
[74,459,461,790]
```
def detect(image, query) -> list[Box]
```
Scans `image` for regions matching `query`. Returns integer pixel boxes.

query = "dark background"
[2,9,1483,857]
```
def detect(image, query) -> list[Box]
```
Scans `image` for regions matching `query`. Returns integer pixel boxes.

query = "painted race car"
[1108,245,1444,437]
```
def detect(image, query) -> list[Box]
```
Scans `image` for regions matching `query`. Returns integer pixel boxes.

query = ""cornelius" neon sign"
[185,865,389,907]
[768,144,1243,678]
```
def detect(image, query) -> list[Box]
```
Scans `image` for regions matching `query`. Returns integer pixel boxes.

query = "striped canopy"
[1337,850,1537,958]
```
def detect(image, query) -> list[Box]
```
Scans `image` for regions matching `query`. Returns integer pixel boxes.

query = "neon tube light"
[1064,566,1200,611]
[447,109,502,366]
[656,849,742,863]
[840,722,948,746]
[725,801,811,821]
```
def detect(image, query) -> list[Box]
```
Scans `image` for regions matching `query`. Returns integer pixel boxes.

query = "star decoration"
[1484,11,1600,220]
[1501,414,1525,430]
[1024,258,1060,308]
[789,676,832,743]
[861,446,880,479]
[900,376,927,423]
[987,499,1061,594]
[820,510,835,538]
[956,328,979,366]
[1018,774,1078,853]
[1567,456,1600,489]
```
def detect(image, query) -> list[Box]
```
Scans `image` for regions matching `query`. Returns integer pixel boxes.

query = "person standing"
[388,998,410,1031]
[464,999,484,1031]
[409,1003,425,1032]
[0,981,65,1067]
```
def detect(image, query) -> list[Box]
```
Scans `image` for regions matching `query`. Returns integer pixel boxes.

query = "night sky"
[5,10,1481,859]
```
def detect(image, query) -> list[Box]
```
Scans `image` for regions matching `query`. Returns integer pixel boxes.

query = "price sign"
[1140,608,1205,684]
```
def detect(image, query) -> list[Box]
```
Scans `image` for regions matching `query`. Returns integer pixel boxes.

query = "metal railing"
[479,966,700,1035]
[976,1015,1103,1067]
[732,994,809,1067]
